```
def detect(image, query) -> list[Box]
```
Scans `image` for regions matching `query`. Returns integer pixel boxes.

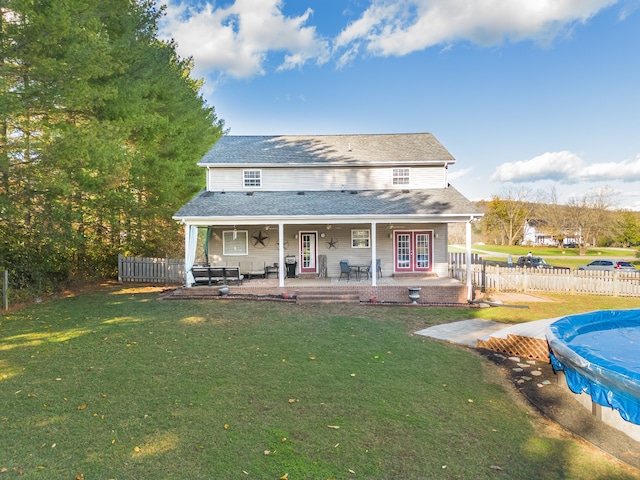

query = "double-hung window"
[243,169,262,188]
[223,230,248,255]
[392,168,410,185]
[351,229,370,248]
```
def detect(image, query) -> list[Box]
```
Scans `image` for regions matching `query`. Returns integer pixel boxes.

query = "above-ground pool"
[546,309,640,426]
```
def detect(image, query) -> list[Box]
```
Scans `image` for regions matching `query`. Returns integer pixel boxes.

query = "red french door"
[394,231,432,272]
[299,232,317,273]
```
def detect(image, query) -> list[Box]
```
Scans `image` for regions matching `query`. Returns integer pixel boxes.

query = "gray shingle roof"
[198,133,456,166]
[173,187,482,220]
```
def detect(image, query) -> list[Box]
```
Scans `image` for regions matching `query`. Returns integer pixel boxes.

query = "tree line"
[477,186,640,253]
[1,0,224,299]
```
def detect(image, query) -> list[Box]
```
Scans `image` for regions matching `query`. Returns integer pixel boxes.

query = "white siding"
[207,166,446,192]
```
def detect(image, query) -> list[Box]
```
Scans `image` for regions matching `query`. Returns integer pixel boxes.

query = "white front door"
[299,232,317,273]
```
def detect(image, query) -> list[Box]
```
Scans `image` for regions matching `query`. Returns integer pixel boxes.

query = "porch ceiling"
[173,187,482,224]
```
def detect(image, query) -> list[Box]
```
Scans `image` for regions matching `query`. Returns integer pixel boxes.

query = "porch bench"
[192,266,244,286]
[239,261,266,280]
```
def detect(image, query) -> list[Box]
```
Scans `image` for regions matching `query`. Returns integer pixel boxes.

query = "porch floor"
[255,275,463,287]
[169,274,470,305]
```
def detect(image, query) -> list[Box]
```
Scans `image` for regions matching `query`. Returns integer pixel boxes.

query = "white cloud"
[579,154,640,181]
[491,152,640,184]
[491,151,584,182]
[335,0,618,60]
[159,0,330,79]
[159,0,624,77]
[448,166,471,181]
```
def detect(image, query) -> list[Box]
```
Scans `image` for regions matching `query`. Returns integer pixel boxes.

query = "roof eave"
[172,212,482,226]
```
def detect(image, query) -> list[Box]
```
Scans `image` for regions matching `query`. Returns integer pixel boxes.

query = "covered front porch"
[171,267,471,305]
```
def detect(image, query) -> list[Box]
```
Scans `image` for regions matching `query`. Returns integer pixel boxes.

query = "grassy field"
[450,244,640,270]
[1,286,640,479]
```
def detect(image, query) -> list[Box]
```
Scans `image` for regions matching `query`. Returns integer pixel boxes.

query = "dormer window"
[392,168,410,185]
[243,169,262,188]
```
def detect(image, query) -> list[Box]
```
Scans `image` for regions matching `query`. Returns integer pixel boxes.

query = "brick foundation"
[167,283,469,305]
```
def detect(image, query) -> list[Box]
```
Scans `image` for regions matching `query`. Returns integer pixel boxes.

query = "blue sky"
[158,0,640,209]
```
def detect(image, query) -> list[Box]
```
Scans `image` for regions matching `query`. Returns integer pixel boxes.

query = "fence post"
[118,254,123,284]
[165,257,170,286]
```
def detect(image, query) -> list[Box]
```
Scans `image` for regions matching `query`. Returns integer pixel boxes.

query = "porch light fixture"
[320,232,326,238]
[326,225,331,230]
[294,234,299,239]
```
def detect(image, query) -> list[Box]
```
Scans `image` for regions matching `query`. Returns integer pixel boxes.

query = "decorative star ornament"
[327,238,338,249]
[252,230,269,247]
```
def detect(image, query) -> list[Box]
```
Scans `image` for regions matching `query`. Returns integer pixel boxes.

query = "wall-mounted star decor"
[327,238,338,249]
[251,230,269,247]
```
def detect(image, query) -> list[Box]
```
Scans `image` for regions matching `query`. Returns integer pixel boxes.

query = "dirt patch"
[479,348,640,472]
[482,291,555,303]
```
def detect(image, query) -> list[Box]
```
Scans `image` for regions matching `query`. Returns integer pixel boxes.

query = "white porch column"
[278,223,285,288]
[371,222,377,287]
[465,219,473,301]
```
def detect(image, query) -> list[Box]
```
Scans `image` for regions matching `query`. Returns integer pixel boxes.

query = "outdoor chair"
[361,263,371,280]
[365,259,382,280]
[339,259,356,281]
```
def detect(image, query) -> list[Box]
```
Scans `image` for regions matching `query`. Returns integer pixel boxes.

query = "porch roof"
[173,186,483,224]
[197,133,455,167]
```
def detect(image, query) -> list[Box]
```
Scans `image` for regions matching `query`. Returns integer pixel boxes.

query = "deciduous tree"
[483,187,539,246]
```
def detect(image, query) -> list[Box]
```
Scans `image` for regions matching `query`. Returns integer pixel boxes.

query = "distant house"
[173,133,483,292]
[522,220,556,246]
[522,220,581,247]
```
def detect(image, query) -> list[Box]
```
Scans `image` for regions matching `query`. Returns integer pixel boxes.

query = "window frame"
[392,168,410,185]
[222,230,249,256]
[351,229,371,248]
[243,169,262,188]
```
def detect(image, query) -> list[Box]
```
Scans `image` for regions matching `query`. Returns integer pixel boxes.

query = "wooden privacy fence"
[118,255,184,285]
[452,263,640,297]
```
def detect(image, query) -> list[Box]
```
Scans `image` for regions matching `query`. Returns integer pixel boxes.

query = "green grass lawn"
[1,286,639,479]
[450,244,638,256]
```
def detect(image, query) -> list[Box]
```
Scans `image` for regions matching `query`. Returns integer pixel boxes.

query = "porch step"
[295,290,361,304]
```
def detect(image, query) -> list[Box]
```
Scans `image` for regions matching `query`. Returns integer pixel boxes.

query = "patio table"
[351,264,370,281]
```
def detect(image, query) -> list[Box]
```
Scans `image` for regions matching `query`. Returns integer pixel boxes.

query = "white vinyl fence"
[451,261,640,297]
[118,255,185,285]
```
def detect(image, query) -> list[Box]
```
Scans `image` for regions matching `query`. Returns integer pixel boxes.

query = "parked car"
[614,261,636,271]
[577,260,636,271]
[516,256,554,269]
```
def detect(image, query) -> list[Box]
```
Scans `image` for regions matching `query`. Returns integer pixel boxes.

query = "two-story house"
[173,133,482,299]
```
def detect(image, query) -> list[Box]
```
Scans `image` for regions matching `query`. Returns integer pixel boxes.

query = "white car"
[577,260,636,271]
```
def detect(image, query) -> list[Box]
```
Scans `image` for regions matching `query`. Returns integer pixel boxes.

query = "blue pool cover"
[546,309,640,425]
